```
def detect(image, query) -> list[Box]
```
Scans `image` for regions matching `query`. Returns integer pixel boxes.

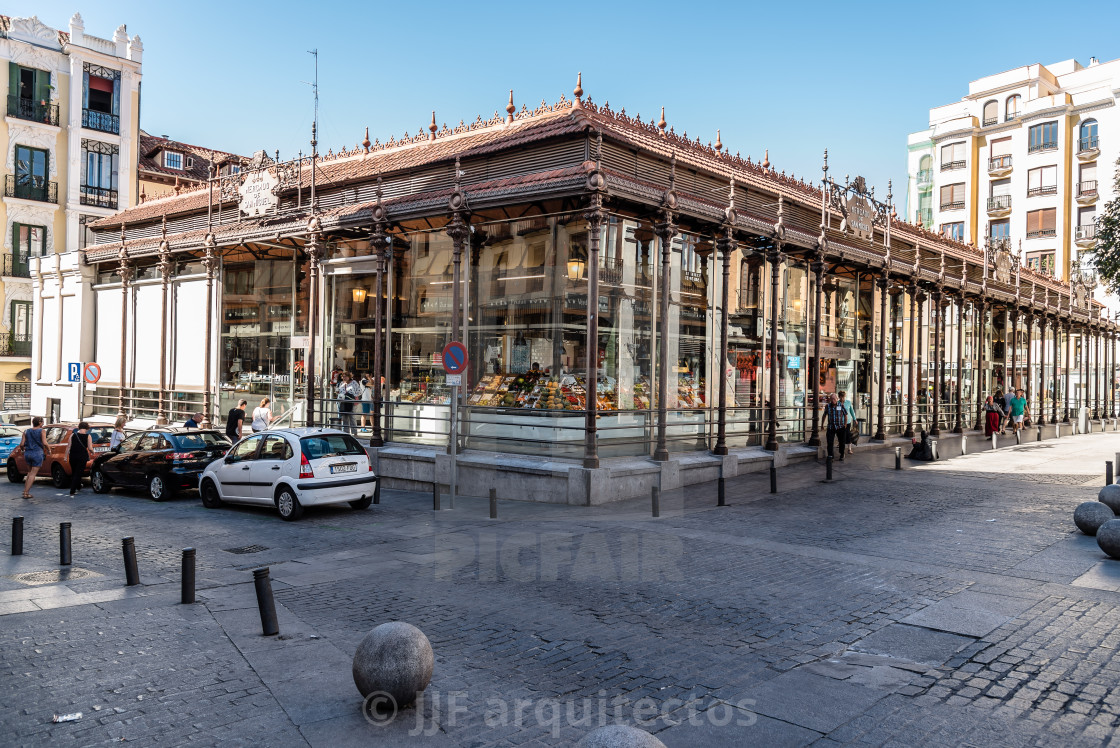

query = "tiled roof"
[138,131,248,185]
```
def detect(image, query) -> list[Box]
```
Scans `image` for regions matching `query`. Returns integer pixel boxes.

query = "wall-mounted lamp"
[567,257,586,282]
[352,287,368,304]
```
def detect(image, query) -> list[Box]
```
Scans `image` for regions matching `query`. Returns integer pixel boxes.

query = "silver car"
[198,428,377,521]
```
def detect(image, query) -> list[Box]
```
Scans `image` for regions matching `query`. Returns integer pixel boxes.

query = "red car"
[7,422,116,488]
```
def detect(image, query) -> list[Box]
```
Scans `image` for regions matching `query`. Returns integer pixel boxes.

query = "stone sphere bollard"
[575,725,667,748]
[352,622,433,708]
[1098,519,1120,559]
[1100,484,1120,514]
[1074,502,1116,535]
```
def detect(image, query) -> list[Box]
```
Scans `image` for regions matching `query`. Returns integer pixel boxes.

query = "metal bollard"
[59,522,71,566]
[895,446,902,470]
[826,455,833,481]
[1108,461,1114,488]
[1037,426,1042,442]
[489,488,497,519]
[931,439,939,461]
[651,485,660,518]
[252,567,279,636]
[992,433,998,450]
[432,482,441,511]
[1015,430,1021,445]
[181,548,196,604]
[121,537,139,586]
[770,462,777,494]
[373,479,380,505]
[11,516,22,556]
[961,435,967,455]
[717,476,726,507]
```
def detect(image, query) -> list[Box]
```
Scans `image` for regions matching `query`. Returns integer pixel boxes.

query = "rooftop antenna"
[306,48,319,135]
[304,49,319,212]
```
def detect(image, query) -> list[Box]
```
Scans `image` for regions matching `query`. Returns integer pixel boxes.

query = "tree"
[1092,155,1120,293]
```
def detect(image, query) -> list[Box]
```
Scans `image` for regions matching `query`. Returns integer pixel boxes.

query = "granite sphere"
[352,622,433,707]
[1097,519,1120,559]
[1075,501,1116,535]
[1099,484,1120,514]
[575,725,667,748]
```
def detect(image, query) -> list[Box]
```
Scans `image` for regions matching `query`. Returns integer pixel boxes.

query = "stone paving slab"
[900,590,1038,637]
[850,623,974,666]
[731,669,888,733]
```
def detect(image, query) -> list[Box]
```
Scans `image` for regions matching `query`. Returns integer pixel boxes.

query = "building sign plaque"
[239,171,279,217]
[844,195,875,241]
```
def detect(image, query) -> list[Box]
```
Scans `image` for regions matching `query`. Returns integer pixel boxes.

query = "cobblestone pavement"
[3,431,1120,746]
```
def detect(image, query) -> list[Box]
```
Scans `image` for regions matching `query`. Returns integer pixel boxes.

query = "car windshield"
[300,433,365,459]
[171,432,230,449]
[88,427,114,445]
[0,426,21,438]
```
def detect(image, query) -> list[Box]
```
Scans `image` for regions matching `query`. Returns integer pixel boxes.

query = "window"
[1026,166,1057,197]
[1028,121,1058,153]
[260,435,294,461]
[1079,119,1098,152]
[228,435,262,462]
[163,151,183,170]
[988,178,1011,212]
[940,142,967,170]
[1026,208,1056,239]
[1006,95,1021,121]
[1025,250,1055,275]
[989,137,1012,170]
[80,140,119,209]
[10,223,45,276]
[77,215,95,250]
[186,156,195,169]
[7,64,56,124]
[941,222,965,242]
[1079,162,1097,196]
[171,432,230,449]
[989,219,1010,241]
[11,144,52,202]
[939,182,965,210]
[118,433,143,453]
[82,63,120,134]
[1078,207,1096,229]
[300,434,366,459]
[982,100,999,126]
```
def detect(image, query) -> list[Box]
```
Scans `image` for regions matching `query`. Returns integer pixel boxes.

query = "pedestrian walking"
[68,422,92,495]
[839,390,858,454]
[19,416,45,499]
[1009,388,1029,434]
[110,415,127,450]
[337,372,360,432]
[226,399,248,442]
[251,397,275,433]
[1001,388,1014,433]
[983,395,1004,437]
[359,374,373,430]
[821,393,849,461]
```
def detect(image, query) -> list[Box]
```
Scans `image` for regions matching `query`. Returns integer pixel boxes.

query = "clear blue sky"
[23,0,1120,204]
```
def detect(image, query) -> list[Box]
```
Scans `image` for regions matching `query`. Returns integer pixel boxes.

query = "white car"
[199,428,377,521]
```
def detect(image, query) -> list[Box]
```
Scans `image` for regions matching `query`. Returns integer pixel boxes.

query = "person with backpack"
[820,393,849,461]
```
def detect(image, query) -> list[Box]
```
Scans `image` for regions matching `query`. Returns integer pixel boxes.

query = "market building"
[31,79,1120,502]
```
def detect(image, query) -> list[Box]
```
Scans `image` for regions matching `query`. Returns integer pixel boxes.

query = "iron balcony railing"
[941,160,966,171]
[82,108,120,134]
[988,155,1012,170]
[1,254,30,278]
[1026,229,1057,239]
[1028,141,1058,153]
[4,174,57,203]
[1005,112,1020,122]
[987,195,1012,211]
[1027,185,1057,197]
[983,116,998,126]
[1078,180,1098,197]
[1075,224,1098,241]
[6,95,59,126]
[1078,135,1099,153]
[915,169,933,188]
[940,200,965,211]
[0,332,31,357]
[80,185,118,209]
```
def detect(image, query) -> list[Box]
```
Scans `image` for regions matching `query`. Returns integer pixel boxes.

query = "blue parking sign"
[68,362,81,383]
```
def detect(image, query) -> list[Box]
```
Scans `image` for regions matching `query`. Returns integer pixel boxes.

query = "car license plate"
[330,463,357,474]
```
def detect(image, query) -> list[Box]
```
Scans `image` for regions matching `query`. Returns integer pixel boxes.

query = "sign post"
[80,363,101,420]
[441,341,468,510]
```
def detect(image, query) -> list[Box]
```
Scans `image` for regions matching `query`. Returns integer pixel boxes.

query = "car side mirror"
[224,456,235,464]
[111,445,121,453]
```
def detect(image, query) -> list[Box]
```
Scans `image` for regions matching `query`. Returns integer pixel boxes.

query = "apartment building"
[1,13,142,386]
[906,56,1118,295]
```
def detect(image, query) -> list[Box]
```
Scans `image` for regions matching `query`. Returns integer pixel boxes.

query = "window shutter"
[11,223,20,256]
[991,138,1012,157]
[82,70,89,109]
[1026,211,1039,234]
[1043,166,1056,188]
[1042,209,1056,232]
[34,69,50,102]
[1081,163,1097,182]
[8,62,19,99]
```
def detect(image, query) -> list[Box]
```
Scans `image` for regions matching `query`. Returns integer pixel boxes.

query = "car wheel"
[7,459,22,483]
[91,468,110,494]
[349,495,372,510]
[147,474,172,502]
[200,479,223,509]
[51,463,67,488]
[276,486,303,521]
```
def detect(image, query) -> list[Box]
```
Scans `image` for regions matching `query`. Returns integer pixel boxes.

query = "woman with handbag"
[839,391,858,454]
[983,395,1004,437]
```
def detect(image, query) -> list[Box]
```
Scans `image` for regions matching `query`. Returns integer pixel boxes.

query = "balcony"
[915,169,933,189]
[1028,141,1058,154]
[82,108,120,134]
[1027,185,1057,198]
[6,95,59,126]
[940,200,965,211]
[1075,223,1098,247]
[0,332,31,358]
[1077,180,1098,204]
[1,254,31,279]
[1026,229,1057,239]
[986,195,1012,217]
[80,185,119,210]
[941,160,966,172]
[988,155,1013,177]
[983,116,998,127]
[1077,135,1100,160]
[4,174,57,204]
[914,209,932,227]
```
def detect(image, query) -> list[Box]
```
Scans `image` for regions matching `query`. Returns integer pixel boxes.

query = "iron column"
[904,283,917,438]
[874,273,888,441]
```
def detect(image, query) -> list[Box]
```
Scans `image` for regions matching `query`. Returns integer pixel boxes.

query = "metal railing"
[1,253,30,278]
[1078,180,1098,197]
[82,108,119,134]
[940,200,965,211]
[6,95,59,126]
[4,174,57,203]
[87,387,206,423]
[1075,224,1098,242]
[0,332,31,357]
[1078,135,1099,153]
[1,381,29,412]
[988,155,1012,171]
[1027,185,1057,197]
[916,169,933,187]
[982,116,998,127]
[987,195,1012,212]
[1028,141,1057,153]
[80,185,118,209]
[941,160,966,171]
[1026,229,1057,239]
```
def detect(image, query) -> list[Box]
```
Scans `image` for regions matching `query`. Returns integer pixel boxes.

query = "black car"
[91,428,231,500]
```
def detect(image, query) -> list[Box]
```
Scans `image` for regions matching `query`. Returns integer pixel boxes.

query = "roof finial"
[429,111,437,140]
[362,127,371,152]
[572,71,584,109]
[762,149,770,170]
[657,107,666,137]
[714,129,722,153]
[506,90,515,124]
